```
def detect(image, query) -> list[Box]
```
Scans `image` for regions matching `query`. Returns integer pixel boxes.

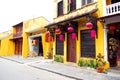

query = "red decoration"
[67,27,74,32]
[86,22,93,28]
[91,30,96,38]
[55,29,61,34]
[32,40,38,45]
[110,26,116,30]
[50,36,53,42]
[69,0,72,4]
[71,33,76,40]
[46,31,50,35]
[59,34,64,41]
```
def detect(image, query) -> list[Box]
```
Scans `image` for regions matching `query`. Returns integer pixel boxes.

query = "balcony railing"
[106,2,120,16]
[13,32,22,38]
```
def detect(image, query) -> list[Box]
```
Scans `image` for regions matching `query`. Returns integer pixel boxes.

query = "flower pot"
[96,67,104,73]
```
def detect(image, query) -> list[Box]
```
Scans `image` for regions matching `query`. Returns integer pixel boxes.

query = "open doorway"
[33,37,43,56]
[107,23,120,67]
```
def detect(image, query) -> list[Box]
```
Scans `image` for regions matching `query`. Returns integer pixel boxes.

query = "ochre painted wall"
[23,17,50,58]
[0,34,14,56]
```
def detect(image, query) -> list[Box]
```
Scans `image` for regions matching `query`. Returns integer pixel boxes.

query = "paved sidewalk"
[0,56,120,80]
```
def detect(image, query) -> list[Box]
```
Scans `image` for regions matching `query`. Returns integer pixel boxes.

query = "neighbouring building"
[23,16,51,58]
[11,22,23,56]
[0,31,14,56]
[45,0,111,68]
[0,16,51,59]
[99,0,120,67]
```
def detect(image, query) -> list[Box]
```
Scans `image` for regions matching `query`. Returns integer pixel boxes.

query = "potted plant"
[96,53,106,73]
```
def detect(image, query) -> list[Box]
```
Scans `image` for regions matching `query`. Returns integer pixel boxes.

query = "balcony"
[13,32,22,39]
[106,2,120,16]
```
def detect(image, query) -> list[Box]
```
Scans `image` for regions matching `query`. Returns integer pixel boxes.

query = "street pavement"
[0,57,76,80]
[0,56,120,80]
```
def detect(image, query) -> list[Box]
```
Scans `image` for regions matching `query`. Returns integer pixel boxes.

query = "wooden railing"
[106,2,120,16]
[13,32,22,37]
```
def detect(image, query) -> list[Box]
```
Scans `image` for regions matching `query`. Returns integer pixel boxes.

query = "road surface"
[0,58,75,80]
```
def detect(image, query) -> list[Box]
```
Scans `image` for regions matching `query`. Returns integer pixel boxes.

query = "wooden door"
[15,39,22,55]
[67,33,76,62]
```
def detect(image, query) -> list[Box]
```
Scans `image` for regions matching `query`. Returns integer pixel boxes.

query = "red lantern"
[91,30,96,38]
[55,29,61,34]
[32,40,38,45]
[67,27,74,32]
[59,34,64,41]
[71,33,76,40]
[46,31,50,35]
[110,26,116,30]
[50,36,53,42]
[86,22,93,28]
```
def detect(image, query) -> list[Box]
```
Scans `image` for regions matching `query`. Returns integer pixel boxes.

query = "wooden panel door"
[15,39,22,55]
[67,33,76,62]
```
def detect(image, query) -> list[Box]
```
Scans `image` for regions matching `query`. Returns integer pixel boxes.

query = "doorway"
[67,33,76,62]
[15,38,22,55]
[33,37,43,56]
[107,23,120,67]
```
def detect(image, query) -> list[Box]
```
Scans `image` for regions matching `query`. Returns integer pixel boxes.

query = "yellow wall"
[0,32,14,56]
[23,16,50,58]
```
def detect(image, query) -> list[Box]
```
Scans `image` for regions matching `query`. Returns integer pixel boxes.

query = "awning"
[98,13,120,24]
[25,24,47,33]
[10,36,22,40]
[0,33,12,40]
[45,8,98,28]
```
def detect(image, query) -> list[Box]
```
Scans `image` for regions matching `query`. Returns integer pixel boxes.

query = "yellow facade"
[22,16,51,58]
[46,0,110,68]
[0,31,14,56]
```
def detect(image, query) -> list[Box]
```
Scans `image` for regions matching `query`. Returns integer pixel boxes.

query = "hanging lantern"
[67,27,74,32]
[46,31,50,35]
[59,34,64,41]
[55,29,61,34]
[71,33,76,40]
[32,40,38,46]
[50,36,53,42]
[91,30,96,38]
[110,26,116,30]
[86,22,93,28]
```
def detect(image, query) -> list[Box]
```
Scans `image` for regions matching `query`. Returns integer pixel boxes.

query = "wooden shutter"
[81,30,95,58]
[68,0,76,11]
[56,35,64,55]
[57,1,63,16]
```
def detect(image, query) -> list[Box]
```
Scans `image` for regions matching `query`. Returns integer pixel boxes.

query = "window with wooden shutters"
[81,0,93,6]
[57,1,63,16]
[81,30,95,58]
[68,0,76,12]
[56,35,64,55]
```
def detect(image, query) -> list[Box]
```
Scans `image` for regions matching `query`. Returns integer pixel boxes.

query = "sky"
[0,0,54,32]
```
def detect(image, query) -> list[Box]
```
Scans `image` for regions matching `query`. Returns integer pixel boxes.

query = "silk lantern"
[86,22,93,28]
[110,26,116,30]
[50,36,53,42]
[91,30,96,38]
[59,34,64,41]
[46,31,50,35]
[55,29,61,34]
[67,27,74,32]
[71,33,76,40]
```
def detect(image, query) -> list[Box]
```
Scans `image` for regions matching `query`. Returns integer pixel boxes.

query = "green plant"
[88,59,98,69]
[96,53,106,68]
[78,59,84,67]
[78,59,98,69]
[54,55,64,63]
[96,53,107,72]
